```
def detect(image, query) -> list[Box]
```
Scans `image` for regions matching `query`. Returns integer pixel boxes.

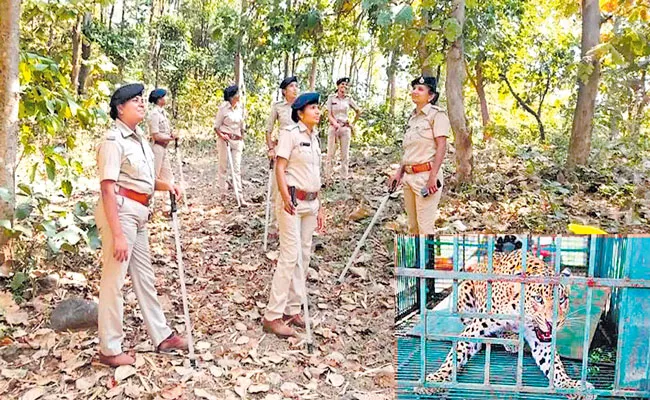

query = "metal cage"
[395,235,650,399]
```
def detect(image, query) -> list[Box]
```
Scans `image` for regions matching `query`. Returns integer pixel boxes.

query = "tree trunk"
[309,54,317,90]
[46,23,55,56]
[475,57,490,128]
[387,50,397,116]
[0,0,20,245]
[147,0,160,84]
[446,0,473,183]
[234,0,247,100]
[566,0,600,170]
[418,8,434,77]
[108,4,115,30]
[120,0,126,33]
[626,70,648,140]
[77,13,93,95]
[283,52,289,77]
[71,14,83,93]
[348,47,356,78]
[366,38,374,96]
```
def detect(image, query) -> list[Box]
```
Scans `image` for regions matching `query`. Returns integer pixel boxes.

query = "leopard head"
[522,268,571,343]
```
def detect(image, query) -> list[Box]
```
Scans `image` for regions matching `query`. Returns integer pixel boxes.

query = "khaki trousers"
[153,143,175,184]
[402,170,444,235]
[326,126,351,179]
[217,138,244,196]
[264,198,319,321]
[95,196,172,355]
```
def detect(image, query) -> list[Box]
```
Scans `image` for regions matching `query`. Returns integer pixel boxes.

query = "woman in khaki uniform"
[325,77,361,181]
[388,76,450,235]
[95,83,187,367]
[214,85,247,205]
[266,76,299,238]
[262,92,325,338]
[147,88,176,185]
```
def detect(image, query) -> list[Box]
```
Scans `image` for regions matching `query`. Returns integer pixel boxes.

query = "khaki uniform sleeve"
[266,104,278,135]
[97,140,122,182]
[148,112,161,135]
[326,95,333,113]
[433,111,451,138]
[213,106,226,131]
[276,129,294,160]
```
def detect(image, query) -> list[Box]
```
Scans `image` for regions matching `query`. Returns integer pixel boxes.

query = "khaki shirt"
[266,100,295,137]
[401,104,451,165]
[276,121,321,193]
[326,93,359,123]
[147,105,172,141]
[214,101,243,137]
[97,119,156,195]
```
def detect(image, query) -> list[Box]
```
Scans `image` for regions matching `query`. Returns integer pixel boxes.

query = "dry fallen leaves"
[194,388,219,400]
[19,387,46,400]
[115,365,136,382]
[327,373,346,387]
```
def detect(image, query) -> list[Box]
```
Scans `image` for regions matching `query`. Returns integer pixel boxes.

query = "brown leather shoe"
[283,314,306,329]
[99,352,135,367]
[262,318,296,338]
[157,334,188,353]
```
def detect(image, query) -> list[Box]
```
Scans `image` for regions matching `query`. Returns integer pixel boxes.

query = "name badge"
[300,142,311,147]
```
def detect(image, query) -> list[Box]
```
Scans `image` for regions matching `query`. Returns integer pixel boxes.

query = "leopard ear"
[561,268,572,277]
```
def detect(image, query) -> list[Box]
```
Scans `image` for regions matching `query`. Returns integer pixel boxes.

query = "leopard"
[423,249,596,400]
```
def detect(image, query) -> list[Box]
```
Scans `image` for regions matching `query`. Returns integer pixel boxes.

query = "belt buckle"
[404,165,413,174]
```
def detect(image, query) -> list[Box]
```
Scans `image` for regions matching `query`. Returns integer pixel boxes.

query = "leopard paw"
[566,380,596,400]
[413,386,440,395]
[503,344,518,353]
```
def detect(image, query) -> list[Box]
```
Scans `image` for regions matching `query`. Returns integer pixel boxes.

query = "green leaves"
[376,10,392,27]
[443,17,463,42]
[0,188,12,203]
[15,203,34,221]
[44,157,56,181]
[362,0,386,10]
[61,180,73,198]
[395,6,413,26]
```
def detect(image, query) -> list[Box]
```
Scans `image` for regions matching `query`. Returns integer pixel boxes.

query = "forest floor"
[1,136,649,400]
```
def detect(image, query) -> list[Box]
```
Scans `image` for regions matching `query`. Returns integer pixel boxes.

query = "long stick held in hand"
[175,139,186,191]
[263,159,274,251]
[337,181,398,284]
[169,192,196,367]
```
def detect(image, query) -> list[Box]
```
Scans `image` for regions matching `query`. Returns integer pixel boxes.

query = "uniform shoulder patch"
[431,105,447,114]
[105,127,119,140]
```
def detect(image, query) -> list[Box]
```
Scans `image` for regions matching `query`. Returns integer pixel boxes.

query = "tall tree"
[77,13,93,94]
[70,13,83,93]
[566,0,601,170]
[0,0,20,245]
[446,0,473,183]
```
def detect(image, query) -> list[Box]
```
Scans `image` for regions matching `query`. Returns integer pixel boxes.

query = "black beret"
[280,76,298,90]
[411,76,437,93]
[336,77,350,86]
[109,83,144,120]
[291,92,320,123]
[224,85,239,102]
[148,88,167,104]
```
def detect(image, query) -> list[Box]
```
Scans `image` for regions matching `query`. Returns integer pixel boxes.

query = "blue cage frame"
[395,235,650,399]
